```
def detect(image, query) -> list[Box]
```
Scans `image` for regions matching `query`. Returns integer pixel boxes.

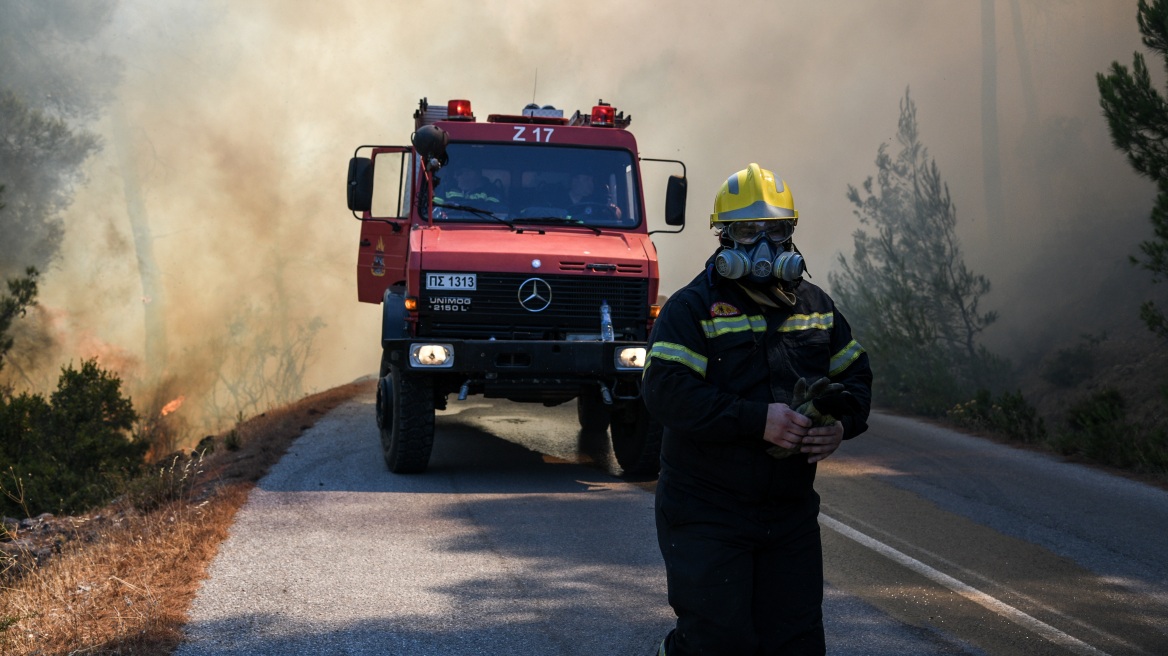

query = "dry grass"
[0,379,373,655]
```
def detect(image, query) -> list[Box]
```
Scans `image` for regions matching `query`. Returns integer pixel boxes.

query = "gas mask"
[714,220,805,283]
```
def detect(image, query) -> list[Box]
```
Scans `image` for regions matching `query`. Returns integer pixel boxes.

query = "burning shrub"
[0,359,145,517]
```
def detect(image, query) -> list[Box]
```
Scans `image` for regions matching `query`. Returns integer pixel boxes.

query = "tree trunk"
[112,109,168,374]
[981,0,1005,231]
[1009,0,1038,127]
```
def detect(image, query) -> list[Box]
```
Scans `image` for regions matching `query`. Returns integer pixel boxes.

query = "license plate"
[426,273,477,291]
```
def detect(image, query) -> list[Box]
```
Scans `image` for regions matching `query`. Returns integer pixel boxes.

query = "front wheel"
[609,399,662,478]
[379,365,435,473]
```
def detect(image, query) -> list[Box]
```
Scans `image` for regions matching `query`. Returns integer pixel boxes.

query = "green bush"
[0,359,145,517]
[1051,389,1168,475]
[948,389,1047,444]
[874,344,965,416]
[874,342,1011,418]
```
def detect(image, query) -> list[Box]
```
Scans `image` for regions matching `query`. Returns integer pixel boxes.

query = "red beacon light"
[591,102,615,127]
[446,99,475,121]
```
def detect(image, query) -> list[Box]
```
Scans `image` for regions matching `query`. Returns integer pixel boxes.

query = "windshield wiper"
[513,216,602,235]
[432,201,516,230]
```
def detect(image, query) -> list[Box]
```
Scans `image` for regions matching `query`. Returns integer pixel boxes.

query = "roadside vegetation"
[829,2,1168,483]
[1098,0,1168,342]
[0,5,349,651]
[0,372,370,654]
[0,257,368,654]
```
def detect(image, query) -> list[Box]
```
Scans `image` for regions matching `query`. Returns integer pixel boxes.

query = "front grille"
[418,272,649,340]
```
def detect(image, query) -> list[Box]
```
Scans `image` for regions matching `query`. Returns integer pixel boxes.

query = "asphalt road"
[176,397,1168,655]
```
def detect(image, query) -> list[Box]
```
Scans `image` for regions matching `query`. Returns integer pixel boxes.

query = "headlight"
[410,343,454,368]
[615,347,647,370]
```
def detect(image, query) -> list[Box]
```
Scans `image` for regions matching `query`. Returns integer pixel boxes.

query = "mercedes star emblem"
[517,277,552,312]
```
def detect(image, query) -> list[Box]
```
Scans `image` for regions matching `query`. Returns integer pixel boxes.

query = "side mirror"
[347,157,374,212]
[665,175,687,226]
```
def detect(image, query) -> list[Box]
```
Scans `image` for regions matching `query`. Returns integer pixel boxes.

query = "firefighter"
[434,166,504,215]
[643,163,872,655]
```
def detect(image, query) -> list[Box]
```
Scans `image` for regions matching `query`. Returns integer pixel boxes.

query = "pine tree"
[830,90,1001,414]
[1097,0,1168,339]
[0,0,119,279]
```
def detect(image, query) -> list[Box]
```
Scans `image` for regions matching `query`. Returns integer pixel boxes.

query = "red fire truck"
[346,97,686,475]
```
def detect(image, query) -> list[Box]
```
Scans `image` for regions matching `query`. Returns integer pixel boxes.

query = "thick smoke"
[12,0,1154,439]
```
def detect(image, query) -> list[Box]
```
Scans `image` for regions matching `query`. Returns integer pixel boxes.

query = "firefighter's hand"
[763,403,812,451]
[801,421,844,463]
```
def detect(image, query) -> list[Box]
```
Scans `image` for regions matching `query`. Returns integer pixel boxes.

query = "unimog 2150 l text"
[346,97,686,475]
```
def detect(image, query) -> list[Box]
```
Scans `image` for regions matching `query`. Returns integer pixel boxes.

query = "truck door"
[350,146,413,303]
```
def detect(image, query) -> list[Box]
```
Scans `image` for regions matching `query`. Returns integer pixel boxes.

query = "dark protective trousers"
[655,483,825,655]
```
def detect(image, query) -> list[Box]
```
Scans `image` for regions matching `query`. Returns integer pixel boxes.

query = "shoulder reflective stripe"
[777,312,834,332]
[648,341,708,376]
[699,314,767,338]
[829,339,866,376]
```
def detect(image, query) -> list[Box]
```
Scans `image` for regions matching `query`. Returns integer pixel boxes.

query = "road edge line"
[820,513,1110,656]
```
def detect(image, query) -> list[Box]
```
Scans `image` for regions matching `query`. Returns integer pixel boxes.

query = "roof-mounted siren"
[591,100,615,127]
[523,103,564,119]
[446,99,475,121]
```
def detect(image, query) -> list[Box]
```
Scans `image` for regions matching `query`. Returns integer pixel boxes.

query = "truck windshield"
[431,143,641,228]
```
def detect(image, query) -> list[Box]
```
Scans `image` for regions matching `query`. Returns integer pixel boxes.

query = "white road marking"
[820,514,1111,656]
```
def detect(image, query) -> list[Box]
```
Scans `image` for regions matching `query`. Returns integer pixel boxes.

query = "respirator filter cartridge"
[774,251,805,281]
[714,249,752,279]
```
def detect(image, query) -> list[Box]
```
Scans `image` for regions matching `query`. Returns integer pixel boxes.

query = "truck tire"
[609,399,662,478]
[576,388,610,432]
[379,365,435,474]
[376,375,388,430]
[375,350,391,429]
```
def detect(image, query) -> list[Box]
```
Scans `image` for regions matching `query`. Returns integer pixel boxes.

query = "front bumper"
[383,338,647,377]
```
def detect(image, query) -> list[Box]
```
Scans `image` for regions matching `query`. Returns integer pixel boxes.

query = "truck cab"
[347,98,686,475]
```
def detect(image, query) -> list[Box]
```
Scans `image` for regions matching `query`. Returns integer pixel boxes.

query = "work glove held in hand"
[768,376,858,459]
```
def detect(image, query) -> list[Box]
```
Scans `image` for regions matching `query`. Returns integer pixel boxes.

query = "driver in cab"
[566,173,622,223]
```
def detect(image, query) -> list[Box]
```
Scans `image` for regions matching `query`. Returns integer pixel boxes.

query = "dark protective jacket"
[643,260,873,504]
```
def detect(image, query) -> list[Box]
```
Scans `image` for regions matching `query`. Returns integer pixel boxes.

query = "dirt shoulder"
[0,379,373,655]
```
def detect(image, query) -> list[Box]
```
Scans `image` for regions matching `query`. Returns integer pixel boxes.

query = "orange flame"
[160,395,186,417]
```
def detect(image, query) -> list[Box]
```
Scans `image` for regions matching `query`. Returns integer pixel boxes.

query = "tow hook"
[598,381,614,405]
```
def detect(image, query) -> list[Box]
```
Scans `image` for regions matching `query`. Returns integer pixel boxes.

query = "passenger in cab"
[435,166,505,217]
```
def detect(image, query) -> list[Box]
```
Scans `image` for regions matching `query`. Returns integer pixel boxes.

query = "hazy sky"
[32,0,1156,429]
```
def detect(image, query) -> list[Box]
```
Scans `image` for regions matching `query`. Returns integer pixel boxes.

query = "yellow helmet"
[709,163,798,231]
